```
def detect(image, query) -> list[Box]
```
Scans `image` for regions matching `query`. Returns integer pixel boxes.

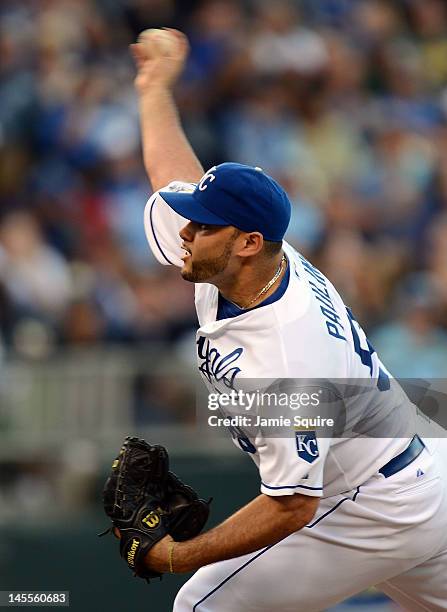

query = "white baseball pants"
[173,439,447,611]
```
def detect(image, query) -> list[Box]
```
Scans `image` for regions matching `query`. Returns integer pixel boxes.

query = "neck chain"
[236,255,287,310]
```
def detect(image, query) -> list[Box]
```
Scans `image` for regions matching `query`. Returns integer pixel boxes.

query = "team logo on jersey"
[236,436,257,454]
[295,431,319,463]
[197,336,243,390]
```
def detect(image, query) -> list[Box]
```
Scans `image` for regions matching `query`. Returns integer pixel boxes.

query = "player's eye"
[198,224,210,231]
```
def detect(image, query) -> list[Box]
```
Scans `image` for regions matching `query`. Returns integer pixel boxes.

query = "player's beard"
[181,232,238,283]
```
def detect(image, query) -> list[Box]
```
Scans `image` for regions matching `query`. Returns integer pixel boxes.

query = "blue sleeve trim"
[149,196,175,265]
[261,482,323,491]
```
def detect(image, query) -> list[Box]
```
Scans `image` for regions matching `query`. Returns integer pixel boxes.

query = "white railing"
[0,346,235,459]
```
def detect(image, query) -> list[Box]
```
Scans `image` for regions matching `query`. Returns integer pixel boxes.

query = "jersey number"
[346,308,390,391]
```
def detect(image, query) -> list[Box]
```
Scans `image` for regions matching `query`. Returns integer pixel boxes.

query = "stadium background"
[1,0,447,610]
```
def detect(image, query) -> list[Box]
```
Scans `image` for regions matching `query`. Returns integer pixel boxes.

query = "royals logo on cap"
[198,167,217,191]
[159,162,292,242]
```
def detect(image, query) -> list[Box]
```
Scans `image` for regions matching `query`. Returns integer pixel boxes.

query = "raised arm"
[131,29,204,191]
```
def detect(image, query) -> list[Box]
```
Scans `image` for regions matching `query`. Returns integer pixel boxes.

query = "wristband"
[168,541,175,574]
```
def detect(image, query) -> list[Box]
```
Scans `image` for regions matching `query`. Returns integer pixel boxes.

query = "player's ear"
[236,232,264,258]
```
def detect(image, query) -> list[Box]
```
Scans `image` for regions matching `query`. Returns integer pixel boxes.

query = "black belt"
[379,435,425,478]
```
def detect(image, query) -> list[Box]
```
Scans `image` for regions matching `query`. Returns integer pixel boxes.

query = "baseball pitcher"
[103,29,447,611]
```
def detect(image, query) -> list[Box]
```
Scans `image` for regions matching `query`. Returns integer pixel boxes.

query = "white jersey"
[144,181,429,499]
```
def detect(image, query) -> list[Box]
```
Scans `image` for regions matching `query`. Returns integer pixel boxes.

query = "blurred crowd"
[1,0,447,376]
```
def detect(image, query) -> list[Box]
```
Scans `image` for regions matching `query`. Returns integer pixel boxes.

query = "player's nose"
[179,222,194,242]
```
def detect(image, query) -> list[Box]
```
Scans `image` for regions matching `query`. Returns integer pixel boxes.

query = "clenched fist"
[130,28,189,95]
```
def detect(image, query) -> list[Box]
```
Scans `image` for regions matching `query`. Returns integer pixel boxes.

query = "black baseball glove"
[100,436,211,581]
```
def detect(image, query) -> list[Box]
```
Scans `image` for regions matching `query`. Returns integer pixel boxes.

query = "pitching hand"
[130,28,189,95]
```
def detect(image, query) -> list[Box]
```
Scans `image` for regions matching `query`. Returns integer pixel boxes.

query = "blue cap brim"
[158,190,230,226]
